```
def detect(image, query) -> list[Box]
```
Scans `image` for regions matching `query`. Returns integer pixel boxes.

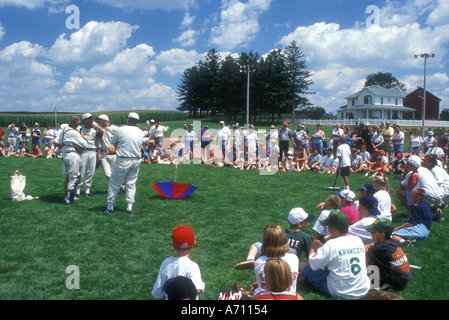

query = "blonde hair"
[327,195,341,209]
[261,225,290,258]
[264,258,292,292]
[372,175,389,189]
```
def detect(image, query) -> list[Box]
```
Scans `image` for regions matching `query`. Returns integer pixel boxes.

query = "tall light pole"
[414,53,435,138]
[240,64,254,128]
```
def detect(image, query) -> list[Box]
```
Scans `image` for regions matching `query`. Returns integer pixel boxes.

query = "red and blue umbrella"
[152,181,198,199]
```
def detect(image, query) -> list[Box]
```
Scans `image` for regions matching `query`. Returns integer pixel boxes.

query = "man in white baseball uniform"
[61,116,88,205]
[96,114,118,181]
[75,113,103,198]
[105,112,143,214]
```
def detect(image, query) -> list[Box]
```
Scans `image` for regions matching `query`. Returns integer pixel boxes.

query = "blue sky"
[0,0,448,115]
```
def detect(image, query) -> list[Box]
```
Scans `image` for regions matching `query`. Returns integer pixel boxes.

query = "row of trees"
[176,41,315,123]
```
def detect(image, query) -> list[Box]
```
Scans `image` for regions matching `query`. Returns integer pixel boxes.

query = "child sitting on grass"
[151,226,205,300]
[256,258,304,300]
[392,188,433,246]
[364,217,411,291]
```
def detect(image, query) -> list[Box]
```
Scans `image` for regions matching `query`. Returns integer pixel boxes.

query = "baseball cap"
[397,152,403,158]
[320,210,349,229]
[405,155,421,168]
[282,121,288,126]
[428,131,434,136]
[82,113,93,120]
[356,184,376,195]
[288,207,315,225]
[97,114,109,122]
[364,218,394,235]
[163,276,197,300]
[172,226,195,250]
[220,121,225,124]
[336,189,356,202]
[374,148,380,153]
[128,112,139,120]
[358,195,381,216]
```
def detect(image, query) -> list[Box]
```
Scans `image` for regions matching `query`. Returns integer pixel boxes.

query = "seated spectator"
[379,150,390,173]
[350,148,363,173]
[304,147,322,171]
[312,195,341,242]
[359,144,371,169]
[353,183,376,209]
[294,145,306,171]
[27,143,43,158]
[372,175,395,221]
[314,148,334,173]
[391,152,405,174]
[300,210,371,299]
[335,189,360,225]
[234,208,314,270]
[256,258,304,300]
[348,195,382,245]
[392,188,432,246]
[45,140,56,158]
[15,143,27,157]
[397,162,419,213]
[364,218,411,290]
[279,151,295,172]
[365,155,384,178]
[425,139,445,166]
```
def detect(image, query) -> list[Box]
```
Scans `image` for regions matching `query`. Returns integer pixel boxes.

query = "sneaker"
[436,208,445,222]
[104,208,114,214]
[401,239,416,247]
[74,193,80,200]
[125,209,132,215]
[234,260,255,270]
[63,198,73,205]
[85,192,93,197]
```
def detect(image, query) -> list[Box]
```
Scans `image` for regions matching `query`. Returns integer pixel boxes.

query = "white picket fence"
[284,118,449,128]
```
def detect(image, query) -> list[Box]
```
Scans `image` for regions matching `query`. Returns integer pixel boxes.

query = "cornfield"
[0,110,188,127]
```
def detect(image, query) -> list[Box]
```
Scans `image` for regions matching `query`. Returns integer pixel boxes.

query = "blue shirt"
[409,201,432,230]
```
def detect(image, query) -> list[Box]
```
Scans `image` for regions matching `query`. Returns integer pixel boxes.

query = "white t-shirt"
[184,130,196,144]
[312,209,332,237]
[410,136,423,148]
[430,165,449,197]
[417,166,444,199]
[373,190,392,221]
[308,235,370,300]
[332,128,344,141]
[254,253,299,296]
[218,126,231,142]
[348,215,379,245]
[336,143,351,168]
[151,256,205,300]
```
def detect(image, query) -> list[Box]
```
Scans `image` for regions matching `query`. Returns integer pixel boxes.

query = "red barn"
[404,87,441,120]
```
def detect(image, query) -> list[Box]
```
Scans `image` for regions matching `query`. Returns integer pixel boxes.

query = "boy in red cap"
[151,226,205,300]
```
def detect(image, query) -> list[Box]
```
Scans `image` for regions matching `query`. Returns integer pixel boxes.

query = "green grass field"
[1,121,448,300]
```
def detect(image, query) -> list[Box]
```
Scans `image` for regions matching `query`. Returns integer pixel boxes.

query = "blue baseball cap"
[356,184,376,195]
[358,195,381,216]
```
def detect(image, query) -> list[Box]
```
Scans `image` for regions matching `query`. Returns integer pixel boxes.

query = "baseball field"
[1,120,448,300]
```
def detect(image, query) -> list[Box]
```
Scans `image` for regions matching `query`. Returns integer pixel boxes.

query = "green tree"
[283,41,314,123]
[364,71,407,93]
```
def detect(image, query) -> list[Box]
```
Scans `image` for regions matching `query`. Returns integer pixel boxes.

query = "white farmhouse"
[337,85,416,120]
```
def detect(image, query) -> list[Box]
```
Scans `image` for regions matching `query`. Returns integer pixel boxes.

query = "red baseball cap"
[282,122,287,126]
[172,226,195,250]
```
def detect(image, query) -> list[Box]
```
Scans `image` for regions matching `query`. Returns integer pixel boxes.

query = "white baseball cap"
[405,155,421,168]
[97,114,109,122]
[128,112,139,120]
[82,113,93,120]
[336,189,356,203]
[288,208,315,225]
